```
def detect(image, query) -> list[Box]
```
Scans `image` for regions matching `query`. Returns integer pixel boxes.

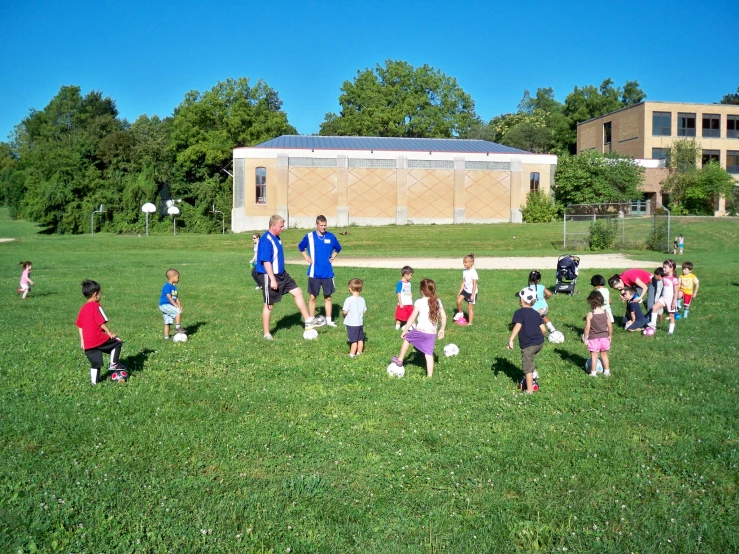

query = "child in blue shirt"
[159,268,184,340]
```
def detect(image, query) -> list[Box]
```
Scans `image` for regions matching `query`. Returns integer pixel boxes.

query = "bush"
[647,223,668,251]
[588,218,617,250]
[521,190,557,223]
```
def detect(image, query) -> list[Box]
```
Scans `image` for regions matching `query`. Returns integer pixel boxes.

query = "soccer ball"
[675,313,682,320]
[585,358,603,373]
[173,333,188,343]
[443,343,460,357]
[643,326,656,337]
[303,329,318,340]
[548,330,565,344]
[387,363,405,378]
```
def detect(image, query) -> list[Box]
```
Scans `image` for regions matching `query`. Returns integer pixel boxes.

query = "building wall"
[232,148,557,232]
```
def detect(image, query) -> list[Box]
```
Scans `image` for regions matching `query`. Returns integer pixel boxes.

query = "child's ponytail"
[420,278,439,324]
[528,270,542,287]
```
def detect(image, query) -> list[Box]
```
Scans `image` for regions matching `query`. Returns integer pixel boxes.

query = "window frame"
[255,167,267,205]
[702,113,721,138]
[728,115,739,139]
[603,121,612,145]
[652,111,671,136]
[677,112,696,137]
[529,172,540,193]
[701,149,720,167]
[727,150,739,174]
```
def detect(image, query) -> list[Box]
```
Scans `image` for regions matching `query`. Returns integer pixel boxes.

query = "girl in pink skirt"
[583,291,612,377]
[390,278,447,377]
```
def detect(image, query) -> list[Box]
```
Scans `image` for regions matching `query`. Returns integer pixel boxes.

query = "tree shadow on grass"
[271,312,304,336]
[185,320,207,337]
[491,356,523,384]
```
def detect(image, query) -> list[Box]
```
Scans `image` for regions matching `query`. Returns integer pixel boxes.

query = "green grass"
[1,208,738,553]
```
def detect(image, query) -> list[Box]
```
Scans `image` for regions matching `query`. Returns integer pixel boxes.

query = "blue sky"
[1,0,737,142]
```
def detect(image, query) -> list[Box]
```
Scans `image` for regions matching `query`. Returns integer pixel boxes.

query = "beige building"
[577,101,739,211]
[231,136,557,232]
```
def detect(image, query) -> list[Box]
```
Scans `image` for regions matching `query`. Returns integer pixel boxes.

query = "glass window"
[727,151,739,174]
[652,148,668,160]
[603,122,612,145]
[529,172,540,192]
[652,111,671,136]
[728,115,739,139]
[701,150,720,167]
[678,112,696,137]
[702,114,721,138]
[255,167,266,204]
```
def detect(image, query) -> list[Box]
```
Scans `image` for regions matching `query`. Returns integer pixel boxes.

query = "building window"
[727,151,739,174]
[529,172,540,192]
[702,114,721,138]
[728,115,739,139]
[652,148,668,160]
[603,122,612,145]
[652,111,671,136]
[701,150,720,167]
[255,167,266,204]
[678,112,696,137]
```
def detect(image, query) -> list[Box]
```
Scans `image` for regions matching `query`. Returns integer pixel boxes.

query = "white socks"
[90,368,100,385]
[546,322,556,333]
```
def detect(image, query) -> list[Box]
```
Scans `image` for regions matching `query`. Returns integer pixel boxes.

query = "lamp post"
[90,204,105,236]
[141,203,156,236]
[211,204,225,234]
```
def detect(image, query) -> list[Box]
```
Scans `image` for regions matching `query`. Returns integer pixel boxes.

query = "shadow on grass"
[552,347,590,374]
[185,320,207,337]
[25,291,56,298]
[491,356,523,384]
[271,312,304,336]
[402,350,437,376]
[101,348,155,382]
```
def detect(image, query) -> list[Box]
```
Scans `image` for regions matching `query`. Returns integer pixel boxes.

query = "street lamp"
[90,204,105,236]
[211,204,225,234]
[141,202,156,236]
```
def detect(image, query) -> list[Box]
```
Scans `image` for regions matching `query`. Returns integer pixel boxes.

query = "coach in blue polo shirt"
[298,215,342,327]
[256,215,322,340]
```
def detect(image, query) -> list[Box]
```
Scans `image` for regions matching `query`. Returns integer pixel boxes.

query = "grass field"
[1,209,738,553]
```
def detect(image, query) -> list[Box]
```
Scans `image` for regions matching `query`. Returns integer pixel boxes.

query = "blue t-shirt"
[531,284,548,311]
[298,231,342,279]
[256,231,284,275]
[160,282,178,306]
[512,307,545,349]
[625,299,646,328]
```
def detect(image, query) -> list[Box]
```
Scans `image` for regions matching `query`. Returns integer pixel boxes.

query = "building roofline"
[577,100,739,127]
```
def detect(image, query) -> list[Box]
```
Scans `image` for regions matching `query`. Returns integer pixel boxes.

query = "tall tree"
[319,60,478,138]
[719,87,739,105]
[553,150,644,208]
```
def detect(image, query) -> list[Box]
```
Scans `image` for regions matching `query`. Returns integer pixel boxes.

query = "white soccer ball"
[548,330,565,344]
[303,329,319,340]
[387,363,405,378]
[585,358,603,373]
[443,343,460,357]
[173,332,188,343]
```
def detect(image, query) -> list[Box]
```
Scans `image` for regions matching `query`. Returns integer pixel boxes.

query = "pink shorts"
[587,337,611,352]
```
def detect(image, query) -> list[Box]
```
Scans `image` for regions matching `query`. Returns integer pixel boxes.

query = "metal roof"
[252,135,530,154]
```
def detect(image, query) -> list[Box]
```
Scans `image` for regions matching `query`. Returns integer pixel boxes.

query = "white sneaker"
[603,370,611,376]
[263,333,274,341]
[326,320,337,327]
[589,371,598,377]
[255,286,261,290]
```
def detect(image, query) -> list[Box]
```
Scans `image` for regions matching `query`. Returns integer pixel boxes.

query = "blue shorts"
[346,325,364,343]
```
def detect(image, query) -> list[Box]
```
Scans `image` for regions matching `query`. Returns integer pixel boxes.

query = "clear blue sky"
[1,0,737,142]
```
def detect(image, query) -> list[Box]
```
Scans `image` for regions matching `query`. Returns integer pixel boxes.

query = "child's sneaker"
[110,370,128,382]
[391,356,404,367]
[453,312,464,321]
[589,371,598,377]
[603,369,611,377]
[326,320,337,328]
[109,362,127,371]
[263,333,274,341]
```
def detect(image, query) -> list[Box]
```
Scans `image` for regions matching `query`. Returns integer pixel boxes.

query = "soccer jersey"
[396,280,413,306]
[256,231,284,275]
[76,301,110,350]
[298,231,341,278]
[462,268,479,294]
[159,282,178,306]
[679,273,699,294]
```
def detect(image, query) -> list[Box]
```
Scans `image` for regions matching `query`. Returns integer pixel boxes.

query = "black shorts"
[308,277,335,297]
[84,337,123,369]
[258,271,299,305]
[346,325,364,343]
[459,290,478,304]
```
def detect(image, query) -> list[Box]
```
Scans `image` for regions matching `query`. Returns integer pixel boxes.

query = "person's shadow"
[551,347,590,374]
[271,312,305,336]
[491,356,523,384]
[185,321,207,338]
[103,348,155,381]
[403,350,438,376]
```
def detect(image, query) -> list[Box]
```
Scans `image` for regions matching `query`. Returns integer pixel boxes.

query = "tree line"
[1,60,736,233]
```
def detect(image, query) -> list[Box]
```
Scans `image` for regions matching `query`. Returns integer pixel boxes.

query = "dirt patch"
[331,253,659,270]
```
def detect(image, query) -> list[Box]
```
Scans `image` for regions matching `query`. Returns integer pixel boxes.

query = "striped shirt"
[256,231,284,275]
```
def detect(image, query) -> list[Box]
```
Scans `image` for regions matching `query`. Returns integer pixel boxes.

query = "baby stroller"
[554,255,580,295]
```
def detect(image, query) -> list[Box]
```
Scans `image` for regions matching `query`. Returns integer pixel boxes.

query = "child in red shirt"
[75,280,127,384]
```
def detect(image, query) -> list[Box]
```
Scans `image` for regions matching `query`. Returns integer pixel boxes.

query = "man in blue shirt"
[298,215,342,327]
[256,215,321,340]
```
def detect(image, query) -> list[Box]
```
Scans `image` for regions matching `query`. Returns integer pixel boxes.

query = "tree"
[719,87,739,105]
[319,60,478,138]
[662,139,736,214]
[553,150,644,208]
